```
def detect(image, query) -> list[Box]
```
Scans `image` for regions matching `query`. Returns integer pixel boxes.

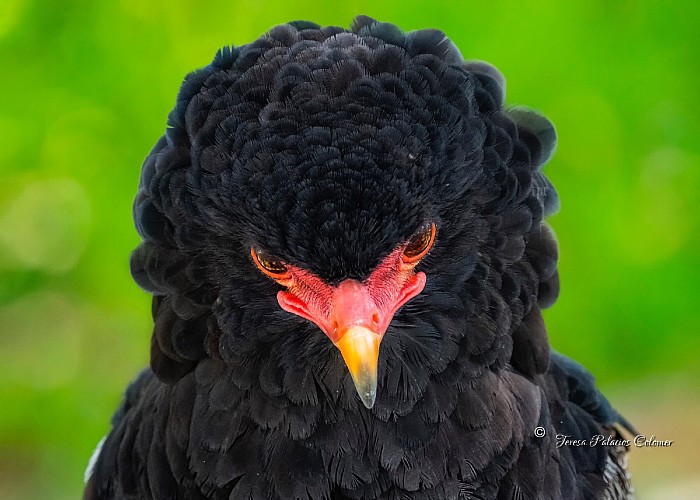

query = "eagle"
[84,16,634,500]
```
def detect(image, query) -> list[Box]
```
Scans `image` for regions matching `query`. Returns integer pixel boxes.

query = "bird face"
[250,223,435,407]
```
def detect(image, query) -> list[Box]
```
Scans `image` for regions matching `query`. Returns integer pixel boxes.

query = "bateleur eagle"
[84,16,634,500]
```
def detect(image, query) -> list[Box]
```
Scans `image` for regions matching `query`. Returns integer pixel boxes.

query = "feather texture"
[85,16,633,500]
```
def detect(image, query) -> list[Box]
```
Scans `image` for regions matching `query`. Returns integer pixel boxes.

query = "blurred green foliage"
[0,1,698,498]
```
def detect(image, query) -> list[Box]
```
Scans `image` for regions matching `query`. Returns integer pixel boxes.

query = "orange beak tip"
[334,326,381,409]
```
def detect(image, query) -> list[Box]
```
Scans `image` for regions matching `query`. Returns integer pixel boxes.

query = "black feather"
[86,16,633,500]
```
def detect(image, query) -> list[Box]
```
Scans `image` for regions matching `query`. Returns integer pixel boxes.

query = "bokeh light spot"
[0,0,25,38]
[0,179,92,274]
[623,146,698,263]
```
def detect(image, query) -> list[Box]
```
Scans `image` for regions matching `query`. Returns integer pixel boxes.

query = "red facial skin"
[274,248,427,343]
[251,225,435,408]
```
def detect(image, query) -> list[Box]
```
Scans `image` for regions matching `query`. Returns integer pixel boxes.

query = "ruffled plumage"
[85,17,633,500]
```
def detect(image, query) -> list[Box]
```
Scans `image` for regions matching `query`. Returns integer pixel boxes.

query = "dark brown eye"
[251,247,290,279]
[402,223,436,264]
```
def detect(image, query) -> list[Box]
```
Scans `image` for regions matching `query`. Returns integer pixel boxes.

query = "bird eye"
[251,247,290,279]
[401,223,436,264]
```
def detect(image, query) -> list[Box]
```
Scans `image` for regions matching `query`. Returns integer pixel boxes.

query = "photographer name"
[556,434,673,448]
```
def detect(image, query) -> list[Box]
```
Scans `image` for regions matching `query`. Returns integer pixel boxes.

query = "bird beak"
[326,279,385,408]
[334,325,381,408]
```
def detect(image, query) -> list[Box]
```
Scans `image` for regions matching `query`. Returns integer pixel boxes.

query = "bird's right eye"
[251,247,290,279]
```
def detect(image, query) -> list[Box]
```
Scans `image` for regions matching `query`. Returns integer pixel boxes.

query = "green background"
[1,1,698,498]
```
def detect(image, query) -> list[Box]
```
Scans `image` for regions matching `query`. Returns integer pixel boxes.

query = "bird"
[84,16,634,500]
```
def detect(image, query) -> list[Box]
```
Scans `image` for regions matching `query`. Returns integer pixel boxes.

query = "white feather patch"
[84,436,106,483]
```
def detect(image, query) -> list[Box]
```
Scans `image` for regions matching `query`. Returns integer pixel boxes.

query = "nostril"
[372,312,380,325]
[332,320,339,332]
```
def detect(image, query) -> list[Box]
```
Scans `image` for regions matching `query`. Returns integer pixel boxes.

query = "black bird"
[84,16,634,499]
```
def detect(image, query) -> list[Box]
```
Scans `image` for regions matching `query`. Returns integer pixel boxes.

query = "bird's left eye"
[402,222,436,264]
[251,247,290,279]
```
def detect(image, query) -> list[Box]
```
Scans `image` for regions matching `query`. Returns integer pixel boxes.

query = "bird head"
[130,17,560,413]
